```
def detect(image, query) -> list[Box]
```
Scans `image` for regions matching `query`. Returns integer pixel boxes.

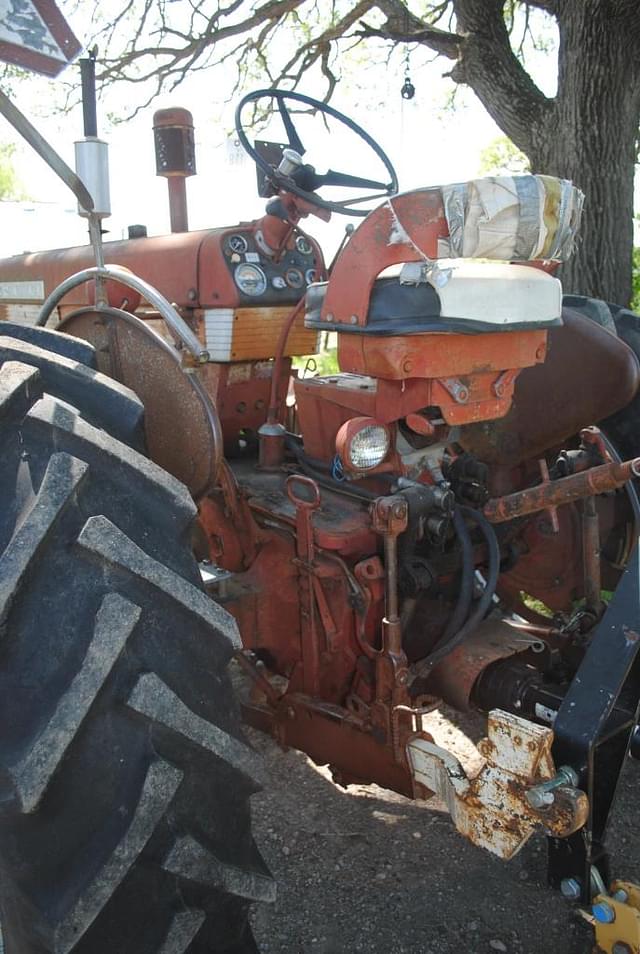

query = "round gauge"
[305,268,317,285]
[234,263,268,297]
[272,275,287,289]
[228,233,248,254]
[285,268,304,289]
[295,235,313,256]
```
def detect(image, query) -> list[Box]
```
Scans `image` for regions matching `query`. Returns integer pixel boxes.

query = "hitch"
[407,709,588,859]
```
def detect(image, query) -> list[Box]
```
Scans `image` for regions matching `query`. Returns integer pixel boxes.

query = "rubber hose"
[414,504,501,676]
[440,506,474,643]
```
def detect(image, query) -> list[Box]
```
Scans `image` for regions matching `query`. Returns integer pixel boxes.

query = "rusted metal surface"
[408,710,589,860]
[197,359,291,457]
[370,495,407,627]
[153,107,196,233]
[338,326,546,381]
[295,369,527,464]
[287,475,323,695]
[0,211,324,319]
[320,188,447,326]
[243,692,432,799]
[258,422,286,470]
[232,462,377,556]
[59,306,221,498]
[496,488,628,614]
[422,619,540,711]
[369,495,415,761]
[46,266,207,359]
[484,457,640,524]
[459,310,640,469]
[583,496,604,615]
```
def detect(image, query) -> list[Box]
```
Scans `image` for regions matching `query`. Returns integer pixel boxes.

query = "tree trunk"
[527,3,640,306]
[449,0,640,307]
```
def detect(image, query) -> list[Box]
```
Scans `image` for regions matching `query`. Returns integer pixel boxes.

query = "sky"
[0,3,637,260]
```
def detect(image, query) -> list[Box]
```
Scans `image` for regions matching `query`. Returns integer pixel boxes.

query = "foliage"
[478,136,530,176]
[633,246,640,313]
[293,337,339,377]
[0,143,27,200]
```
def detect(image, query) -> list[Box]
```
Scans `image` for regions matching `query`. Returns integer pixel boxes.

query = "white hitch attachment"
[407,709,589,859]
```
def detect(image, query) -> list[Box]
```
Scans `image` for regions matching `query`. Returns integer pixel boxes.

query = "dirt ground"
[248,707,640,954]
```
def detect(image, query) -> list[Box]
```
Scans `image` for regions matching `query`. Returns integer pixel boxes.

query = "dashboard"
[221,228,321,305]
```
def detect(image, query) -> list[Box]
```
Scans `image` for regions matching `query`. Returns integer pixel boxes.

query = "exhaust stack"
[153,107,196,233]
[74,52,111,220]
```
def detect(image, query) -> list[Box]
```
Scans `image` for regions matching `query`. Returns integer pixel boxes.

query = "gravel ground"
[248,707,640,954]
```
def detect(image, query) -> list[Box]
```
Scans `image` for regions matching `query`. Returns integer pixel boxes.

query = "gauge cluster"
[222,228,320,304]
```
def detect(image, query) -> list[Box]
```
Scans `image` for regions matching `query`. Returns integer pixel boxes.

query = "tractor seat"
[305,262,563,336]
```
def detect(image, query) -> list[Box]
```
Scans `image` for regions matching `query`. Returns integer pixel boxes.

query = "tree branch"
[358,1,553,155]
[87,0,557,150]
[97,0,308,84]
[449,0,554,154]
[357,19,461,59]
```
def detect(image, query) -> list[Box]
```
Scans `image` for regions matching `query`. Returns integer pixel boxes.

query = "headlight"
[336,417,391,472]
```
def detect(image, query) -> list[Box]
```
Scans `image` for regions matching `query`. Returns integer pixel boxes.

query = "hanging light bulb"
[401,47,415,100]
[401,76,416,99]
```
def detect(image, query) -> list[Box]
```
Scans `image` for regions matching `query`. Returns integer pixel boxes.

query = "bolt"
[613,888,629,903]
[349,314,358,325]
[526,787,555,809]
[560,878,582,901]
[525,765,579,810]
[592,901,616,924]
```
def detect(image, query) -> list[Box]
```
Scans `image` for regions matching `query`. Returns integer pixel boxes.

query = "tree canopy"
[76,2,640,304]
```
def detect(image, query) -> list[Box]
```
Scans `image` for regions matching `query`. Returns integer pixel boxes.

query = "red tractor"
[1,87,640,953]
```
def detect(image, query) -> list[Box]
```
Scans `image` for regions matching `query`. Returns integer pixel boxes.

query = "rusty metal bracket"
[287,475,323,694]
[370,495,415,760]
[485,455,640,524]
[407,709,588,860]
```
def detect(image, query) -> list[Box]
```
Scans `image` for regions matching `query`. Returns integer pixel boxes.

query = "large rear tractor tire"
[563,296,640,461]
[0,333,273,953]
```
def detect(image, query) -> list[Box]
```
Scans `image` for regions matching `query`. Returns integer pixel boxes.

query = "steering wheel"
[235,88,399,217]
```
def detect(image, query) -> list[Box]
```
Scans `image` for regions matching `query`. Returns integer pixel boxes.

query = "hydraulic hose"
[440,506,474,644]
[412,504,501,679]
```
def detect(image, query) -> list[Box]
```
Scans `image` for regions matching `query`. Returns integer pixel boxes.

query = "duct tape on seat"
[439,175,584,263]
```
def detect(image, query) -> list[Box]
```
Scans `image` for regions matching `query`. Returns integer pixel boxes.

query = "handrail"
[36,265,209,364]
